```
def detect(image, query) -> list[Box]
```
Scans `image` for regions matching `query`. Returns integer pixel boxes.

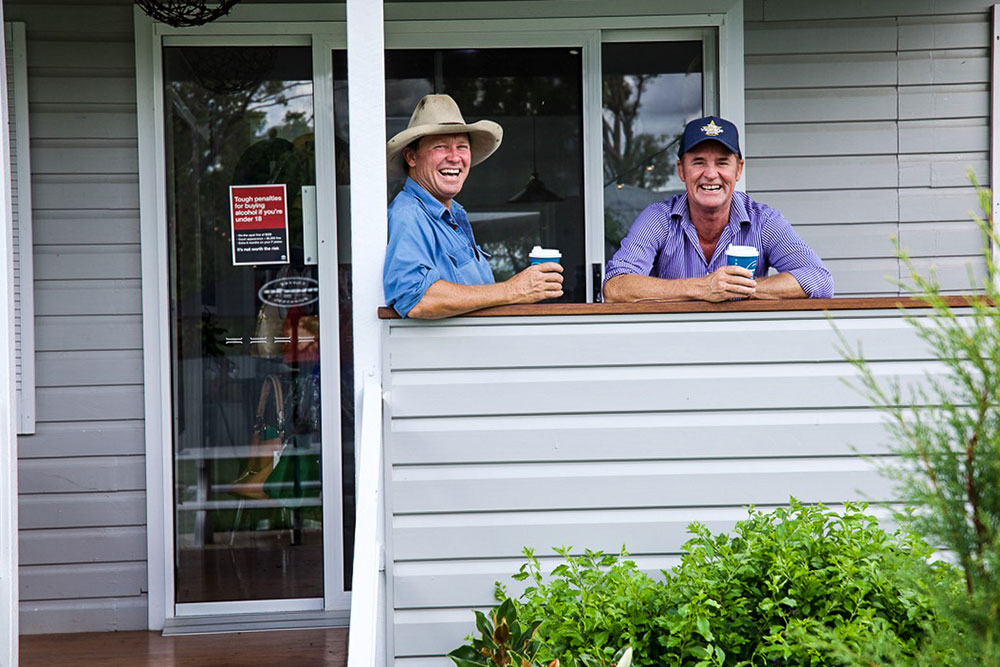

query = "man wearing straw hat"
[383,94,564,318]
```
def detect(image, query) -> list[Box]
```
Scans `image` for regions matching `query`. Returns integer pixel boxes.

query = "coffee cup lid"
[726,244,758,257]
[529,245,561,258]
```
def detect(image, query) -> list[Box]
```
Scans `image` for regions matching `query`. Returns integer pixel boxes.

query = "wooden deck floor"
[19,628,349,667]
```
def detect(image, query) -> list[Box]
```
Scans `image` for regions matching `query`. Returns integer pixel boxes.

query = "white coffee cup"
[529,246,562,265]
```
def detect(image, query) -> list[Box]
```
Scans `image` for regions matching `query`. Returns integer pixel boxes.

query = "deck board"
[20,628,349,667]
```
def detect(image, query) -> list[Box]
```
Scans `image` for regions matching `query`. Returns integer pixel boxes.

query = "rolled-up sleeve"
[603,204,669,285]
[760,209,834,298]
[383,207,442,318]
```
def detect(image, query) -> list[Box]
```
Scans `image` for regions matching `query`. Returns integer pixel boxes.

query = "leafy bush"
[511,547,660,666]
[654,500,955,666]
[450,501,958,667]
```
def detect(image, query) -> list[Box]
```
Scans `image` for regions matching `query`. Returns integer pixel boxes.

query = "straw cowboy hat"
[386,94,503,179]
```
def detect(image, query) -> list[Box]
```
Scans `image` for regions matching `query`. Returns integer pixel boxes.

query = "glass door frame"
[136,13,350,626]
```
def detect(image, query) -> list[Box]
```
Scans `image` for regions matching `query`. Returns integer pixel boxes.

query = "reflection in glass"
[164,46,323,603]
[331,50,355,590]
[386,48,586,302]
[602,41,704,261]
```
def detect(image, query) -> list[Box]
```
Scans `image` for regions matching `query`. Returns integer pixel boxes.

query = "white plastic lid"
[529,245,562,258]
[726,244,758,257]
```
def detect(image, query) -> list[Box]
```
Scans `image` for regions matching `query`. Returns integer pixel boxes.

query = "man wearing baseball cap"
[383,94,563,318]
[603,115,833,302]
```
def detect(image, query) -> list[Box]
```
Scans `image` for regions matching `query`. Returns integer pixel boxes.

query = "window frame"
[383,11,745,302]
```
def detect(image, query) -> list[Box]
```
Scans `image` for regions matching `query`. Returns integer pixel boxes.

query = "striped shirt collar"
[669,191,752,232]
[669,192,752,265]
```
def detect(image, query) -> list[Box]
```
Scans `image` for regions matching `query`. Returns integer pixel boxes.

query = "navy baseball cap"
[677,116,741,159]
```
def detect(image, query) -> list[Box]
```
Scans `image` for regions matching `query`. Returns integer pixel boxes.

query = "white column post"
[0,1,20,662]
[346,0,388,660]
[346,5,387,422]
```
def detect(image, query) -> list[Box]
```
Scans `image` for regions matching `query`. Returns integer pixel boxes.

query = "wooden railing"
[347,375,386,667]
[378,295,983,319]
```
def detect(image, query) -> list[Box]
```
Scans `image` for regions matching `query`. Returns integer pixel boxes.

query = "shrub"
[450,500,955,666]
[837,171,1000,665]
[654,500,954,666]
[511,547,661,666]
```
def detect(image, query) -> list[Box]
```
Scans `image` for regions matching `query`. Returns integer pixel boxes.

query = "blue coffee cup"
[726,244,758,274]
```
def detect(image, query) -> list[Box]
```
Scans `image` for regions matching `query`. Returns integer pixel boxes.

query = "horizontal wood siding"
[383,310,950,663]
[745,4,993,297]
[6,0,147,634]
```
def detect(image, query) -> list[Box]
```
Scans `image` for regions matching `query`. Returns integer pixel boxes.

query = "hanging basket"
[134,0,241,28]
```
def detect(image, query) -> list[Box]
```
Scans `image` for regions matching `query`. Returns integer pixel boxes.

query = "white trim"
[346,376,385,667]
[992,4,1000,279]
[346,0,388,460]
[176,597,323,617]
[162,34,313,45]
[0,3,17,662]
[6,22,35,436]
[135,7,172,631]
[582,30,603,300]
[311,32,350,610]
[718,0,746,189]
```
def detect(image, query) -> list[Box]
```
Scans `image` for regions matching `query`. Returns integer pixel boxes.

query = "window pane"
[602,41,703,261]
[387,48,586,302]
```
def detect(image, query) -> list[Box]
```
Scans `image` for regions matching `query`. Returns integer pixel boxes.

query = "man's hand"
[698,265,756,302]
[503,263,564,303]
[406,263,563,318]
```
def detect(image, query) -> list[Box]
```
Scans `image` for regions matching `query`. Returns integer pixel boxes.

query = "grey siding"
[7,0,147,633]
[745,2,994,296]
[383,309,951,664]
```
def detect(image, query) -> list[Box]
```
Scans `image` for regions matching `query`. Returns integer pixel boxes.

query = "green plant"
[451,502,950,666]
[510,547,659,667]
[655,500,952,666]
[448,598,551,667]
[837,171,1000,665]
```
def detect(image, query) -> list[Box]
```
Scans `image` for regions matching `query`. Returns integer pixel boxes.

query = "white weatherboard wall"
[744,0,994,296]
[7,0,148,633]
[382,308,953,664]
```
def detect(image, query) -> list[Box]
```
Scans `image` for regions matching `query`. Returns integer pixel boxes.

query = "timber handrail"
[378,295,987,319]
[347,375,385,667]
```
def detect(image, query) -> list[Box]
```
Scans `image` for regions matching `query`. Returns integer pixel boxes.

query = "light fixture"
[135,0,240,28]
[508,105,563,204]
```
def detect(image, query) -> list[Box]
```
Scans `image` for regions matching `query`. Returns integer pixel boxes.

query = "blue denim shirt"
[384,178,495,317]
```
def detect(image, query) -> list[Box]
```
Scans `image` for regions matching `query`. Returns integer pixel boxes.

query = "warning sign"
[230,184,290,266]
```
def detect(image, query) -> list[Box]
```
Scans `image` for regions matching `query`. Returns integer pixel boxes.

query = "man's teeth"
[701,184,721,191]
[440,169,460,176]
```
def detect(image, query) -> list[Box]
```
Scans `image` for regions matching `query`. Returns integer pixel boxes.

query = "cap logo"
[701,120,724,137]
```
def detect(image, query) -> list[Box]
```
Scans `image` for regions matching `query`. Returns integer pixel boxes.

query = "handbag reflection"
[231,374,285,499]
[263,369,322,507]
[250,303,285,359]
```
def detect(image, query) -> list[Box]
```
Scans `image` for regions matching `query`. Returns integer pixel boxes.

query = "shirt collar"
[670,191,751,233]
[404,177,463,226]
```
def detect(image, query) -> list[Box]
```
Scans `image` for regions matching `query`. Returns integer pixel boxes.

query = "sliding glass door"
[163,45,328,606]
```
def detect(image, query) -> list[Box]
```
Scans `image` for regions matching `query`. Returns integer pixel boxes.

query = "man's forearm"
[751,272,806,300]
[407,280,515,319]
[603,274,709,302]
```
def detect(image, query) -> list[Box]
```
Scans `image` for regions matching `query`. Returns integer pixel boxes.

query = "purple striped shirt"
[604,191,834,298]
